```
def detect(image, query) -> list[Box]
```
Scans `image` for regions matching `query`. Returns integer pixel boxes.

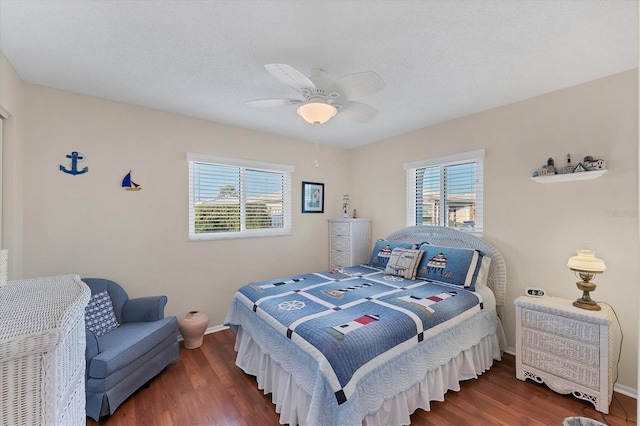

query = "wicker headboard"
[385,225,506,309]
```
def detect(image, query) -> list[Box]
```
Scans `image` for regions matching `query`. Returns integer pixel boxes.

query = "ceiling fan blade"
[265,64,316,94]
[337,101,379,123]
[246,98,303,107]
[329,71,385,100]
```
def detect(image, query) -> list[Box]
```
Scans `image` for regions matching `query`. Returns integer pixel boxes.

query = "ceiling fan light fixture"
[297,101,337,124]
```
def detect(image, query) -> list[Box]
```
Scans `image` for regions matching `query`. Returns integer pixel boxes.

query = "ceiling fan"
[246,64,385,125]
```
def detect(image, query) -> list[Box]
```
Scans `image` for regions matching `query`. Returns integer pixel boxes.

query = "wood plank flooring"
[88,329,636,425]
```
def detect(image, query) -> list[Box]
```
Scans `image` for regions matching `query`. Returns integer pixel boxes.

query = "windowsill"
[189,229,292,241]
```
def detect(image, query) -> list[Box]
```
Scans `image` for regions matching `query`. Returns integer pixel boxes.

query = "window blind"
[187,153,294,240]
[405,150,484,234]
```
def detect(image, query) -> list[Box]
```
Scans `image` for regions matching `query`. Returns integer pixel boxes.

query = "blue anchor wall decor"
[59,151,89,175]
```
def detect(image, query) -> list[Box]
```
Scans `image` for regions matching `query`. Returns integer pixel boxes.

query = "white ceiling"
[0,0,637,148]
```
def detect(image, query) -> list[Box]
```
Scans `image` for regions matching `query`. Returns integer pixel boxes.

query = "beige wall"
[18,83,350,332]
[350,69,639,391]
[2,51,638,392]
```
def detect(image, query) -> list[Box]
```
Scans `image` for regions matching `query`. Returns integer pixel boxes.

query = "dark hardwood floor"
[88,329,636,425]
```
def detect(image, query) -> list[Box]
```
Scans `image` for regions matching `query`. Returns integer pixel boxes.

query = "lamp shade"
[567,250,606,273]
[297,102,337,124]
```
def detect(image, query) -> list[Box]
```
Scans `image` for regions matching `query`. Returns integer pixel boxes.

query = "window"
[0,109,5,247]
[405,149,484,234]
[187,153,294,240]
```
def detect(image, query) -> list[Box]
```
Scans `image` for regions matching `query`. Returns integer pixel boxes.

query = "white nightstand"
[514,295,615,413]
[328,218,371,270]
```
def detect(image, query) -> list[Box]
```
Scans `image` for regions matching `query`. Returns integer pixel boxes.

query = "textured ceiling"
[0,0,637,148]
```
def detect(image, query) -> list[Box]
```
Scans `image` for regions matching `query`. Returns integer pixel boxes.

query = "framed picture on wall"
[302,181,324,213]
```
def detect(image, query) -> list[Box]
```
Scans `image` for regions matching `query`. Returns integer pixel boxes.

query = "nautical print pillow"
[368,240,417,269]
[384,248,424,279]
[85,291,119,337]
[416,244,486,290]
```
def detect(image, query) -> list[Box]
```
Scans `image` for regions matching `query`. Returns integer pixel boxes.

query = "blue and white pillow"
[416,244,491,290]
[368,240,417,269]
[85,291,119,337]
[384,248,424,279]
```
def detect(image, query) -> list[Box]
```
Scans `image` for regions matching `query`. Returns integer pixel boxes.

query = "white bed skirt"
[234,324,504,426]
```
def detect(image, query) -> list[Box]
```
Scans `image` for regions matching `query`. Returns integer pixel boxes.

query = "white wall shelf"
[531,169,607,183]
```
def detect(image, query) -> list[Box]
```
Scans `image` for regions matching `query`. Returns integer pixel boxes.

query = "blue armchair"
[82,278,179,421]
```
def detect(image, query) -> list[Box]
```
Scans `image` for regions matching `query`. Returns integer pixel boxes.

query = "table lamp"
[567,248,606,311]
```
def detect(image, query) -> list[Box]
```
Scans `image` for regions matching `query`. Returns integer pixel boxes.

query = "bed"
[224,225,507,425]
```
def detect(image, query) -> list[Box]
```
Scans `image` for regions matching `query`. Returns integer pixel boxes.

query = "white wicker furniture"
[0,274,90,425]
[515,295,614,413]
[328,218,372,269]
[0,249,7,286]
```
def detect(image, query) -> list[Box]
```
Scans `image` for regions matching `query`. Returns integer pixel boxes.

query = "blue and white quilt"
[225,265,487,411]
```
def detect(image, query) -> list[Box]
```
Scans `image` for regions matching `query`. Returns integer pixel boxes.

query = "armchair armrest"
[122,295,167,323]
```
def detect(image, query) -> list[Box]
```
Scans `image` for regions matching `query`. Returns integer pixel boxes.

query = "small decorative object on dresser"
[342,195,349,218]
[178,310,210,349]
[328,218,371,270]
[515,296,615,413]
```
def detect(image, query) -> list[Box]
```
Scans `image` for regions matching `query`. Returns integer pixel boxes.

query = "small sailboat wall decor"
[122,170,141,191]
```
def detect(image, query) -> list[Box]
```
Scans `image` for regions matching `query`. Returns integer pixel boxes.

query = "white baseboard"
[614,383,637,399]
[177,324,228,341]
[204,325,229,334]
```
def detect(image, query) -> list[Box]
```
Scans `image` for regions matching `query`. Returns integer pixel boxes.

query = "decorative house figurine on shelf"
[533,166,547,177]
[585,159,606,170]
[546,157,556,175]
[533,157,556,177]
[561,154,574,174]
[573,162,588,173]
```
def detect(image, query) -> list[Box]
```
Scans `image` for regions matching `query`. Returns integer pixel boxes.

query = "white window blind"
[405,150,484,235]
[187,153,294,240]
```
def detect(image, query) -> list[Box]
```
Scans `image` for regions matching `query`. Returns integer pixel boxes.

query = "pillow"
[384,248,424,279]
[85,291,119,337]
[475,255,492,287]
[416,244,488,290]
[368,240,417,269]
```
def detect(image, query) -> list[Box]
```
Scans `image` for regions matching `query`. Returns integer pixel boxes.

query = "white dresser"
[514,295,615,413]
[0,275,90,425]
[328,218,371,270]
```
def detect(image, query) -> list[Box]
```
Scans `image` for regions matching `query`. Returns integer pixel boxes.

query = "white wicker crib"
[0,274,90,426]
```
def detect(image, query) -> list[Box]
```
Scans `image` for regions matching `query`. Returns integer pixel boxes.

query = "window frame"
[404,149,485,235]
[187,152,294,241]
